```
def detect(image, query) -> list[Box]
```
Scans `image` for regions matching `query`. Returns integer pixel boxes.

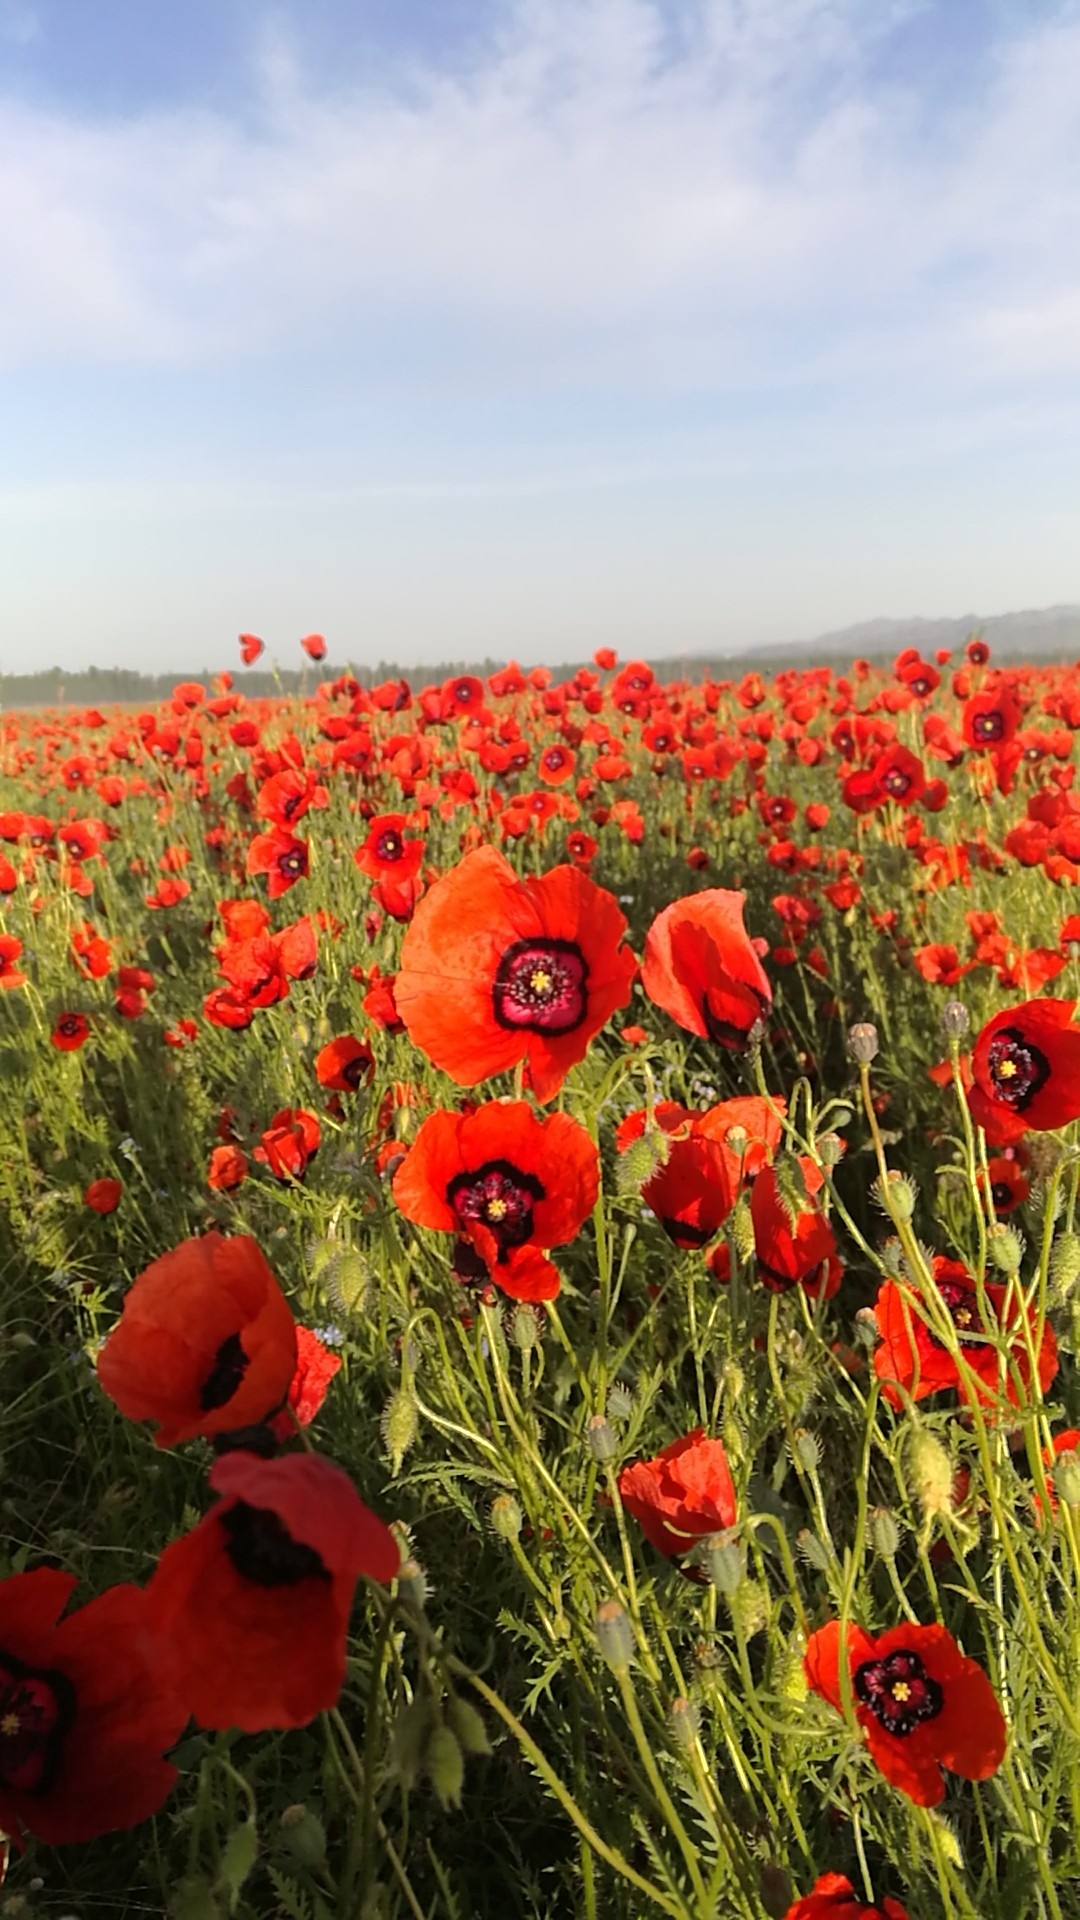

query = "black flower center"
[928,1277,987,1350]
[448,1159,544,1256]
[972,710,1005,742]
[220,1501,330,1587]
[854,1648,943,1736]
[58,1016,83,1037]
[375,830,403,862]
[882,769,913,798]
[200,1332,249,1411]
[493,939,588,1035]
[0,1651,75,1795]
[277,849,305,879]
[986,1027,1051,1111]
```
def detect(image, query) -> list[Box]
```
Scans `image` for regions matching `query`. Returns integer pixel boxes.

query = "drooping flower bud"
[490,1492,523,1539]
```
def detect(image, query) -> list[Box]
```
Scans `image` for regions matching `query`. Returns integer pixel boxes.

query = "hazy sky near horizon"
[2,0,1079,673]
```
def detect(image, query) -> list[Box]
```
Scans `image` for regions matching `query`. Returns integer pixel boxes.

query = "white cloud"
[0,0,1079,403]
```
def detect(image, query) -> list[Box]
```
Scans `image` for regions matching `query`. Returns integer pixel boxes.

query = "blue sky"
[1,0,1078,672]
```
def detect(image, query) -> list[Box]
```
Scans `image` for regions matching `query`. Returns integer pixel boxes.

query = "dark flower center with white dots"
[448,1159,545,1257]
[929,1277,987,1350]
[375,829,404,862]
[0,1652,74,1794]
[493,939,588,1035]
[854,1648,943,1736]
[986,1027,1051,1111]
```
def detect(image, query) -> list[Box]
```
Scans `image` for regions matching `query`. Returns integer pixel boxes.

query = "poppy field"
[2,637,1080,1920]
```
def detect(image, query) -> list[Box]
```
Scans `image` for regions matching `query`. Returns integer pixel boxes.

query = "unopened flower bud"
[425,1723,465,1809]
[729,1578,768,1637]
[940,999,970,1041]
[731,1194,755,1261]
[790,1428,821,1472]
[668,1696,701,1751]
[872,1169,917,1220]
[397,1557,429,1611]
[853,1306,880,1349]
[586,1413,616,1462]
[606,1382,634,1423]
[816,1131,844,1167]
[596,1599,635,1670]
[381,1384,420,1476]
[725,1124,748,1160]
[490,1493,523,1539]
[869,1506,901,1560]
[771,1643,808,1702]
[1051,1232,1080,1296]
[447,1696,491,1755]
[796,1529,832,1571]
[280,1804,327,1870]
[705,1532,744,1595]
[847,1022,879,1065]
[1054,1450,1080,1508]
[616,1125,672,1195]
[906,1427,954,1520]
[508,1302,542,1351]
[987,1226,1023,1274]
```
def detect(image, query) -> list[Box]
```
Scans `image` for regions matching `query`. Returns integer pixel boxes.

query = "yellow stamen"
[529,969,553,995]
[891,1681,911,1702]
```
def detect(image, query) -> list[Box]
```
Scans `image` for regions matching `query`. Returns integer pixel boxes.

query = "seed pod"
[940,999,970,1040]
[381,1384,419,1476]
[595,1600,635,1671]
[425,1723,465,1810]
[847,1021,879,1065]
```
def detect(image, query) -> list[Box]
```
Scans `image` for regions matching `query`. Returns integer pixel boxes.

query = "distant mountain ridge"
[755,604,1080,664]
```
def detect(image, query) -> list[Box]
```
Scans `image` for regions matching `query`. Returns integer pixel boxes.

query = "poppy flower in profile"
[239,632,264,664]
[972,998,1080,1132]
[781,1872,909,1920]
[0,935,27,990]
[145,1451,399,1732]
[0,1568,187,1846]
[750,1161,841,1298]
[96,1232,298,1448]
[618,1429,736,1558]
[300,631,327,661]
[615,1103,737,1248]
[272,1325,343,1433]
[804,1619,1006,1806]
[254,1108,321,1181]
[641,890,771,1051]
[51,1012,91,1051]
[392,1100,599,1301]
[395,846,637,1103]
[315,1034,375,1091]
[207,1143,249,1191]
[872,1256,1056,1411]
[84,1177,122,1215]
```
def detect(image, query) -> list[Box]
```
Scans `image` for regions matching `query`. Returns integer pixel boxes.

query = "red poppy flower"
[782,1872,909,1919]
[395,846,637,1103]
[641,890,771,1050]
[275,1325,342,1430]
[254,1108,321,1181]
[392,1100,599,1301]
[962,685,1020,749]
[0,1568,186,1846]
[804,1619,1006,1806]
[750,1161,841,1298]
[972,999,1080,1132]
[618,1429,736,1558]
[239,631,264,664]
[616,1103,737,1248]
[96,1232,298,1447]
[913,944,971,987]
[51,1012,90,1051]
[207,1143,249,1191]
[361,965,404,1033]
[872,744,925,805]
[0,935,27,990]
[84,1177,122,1214]
[246,827,309,897]
[354,813,424,883]
[144,1452,399,1732]
[987,1155,1028,1213]
[872,1256,1056,1411]
[300,631,327,661]
[315,1034,375,1091]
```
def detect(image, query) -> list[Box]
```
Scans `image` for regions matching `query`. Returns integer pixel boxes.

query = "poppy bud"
[987,1226,1024,1274]
[668,1697,701,1751]
[759,1864,794,1919]
[322,1248,372,1317]
[508,1302,543,1351]
[425,1723,465,1809]
[705,1532,744,1595]
[447,1696,491,1755]
[730,1579,768,1637]
[869,1506,901,1560]
[390,1695,433,1790]
[906,1427,954,1520]
[816,1131,844,1167]
[398,1557,430,1611]
[796,1529,832,1571]
[586,1413,617,1462]
[725,1124,748,1160]
[771,1643,808,1702]
[280,1804,327,1870]
[940,998,970,1040]
[790,1428,821,1471]
[1054,1451,1080,1508]
[606,1382,634,1423]
[847,1021,879,1064]
[490,1493,523,1539]
[615,1125,671,1195]
[596,1599,635,1670]
[872,1170,917,1220]
[1051,1232,1080,1296]
[731,1194,755,1261]
[381,1384,419,1476]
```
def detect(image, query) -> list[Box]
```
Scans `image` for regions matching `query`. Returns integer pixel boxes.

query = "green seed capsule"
[596,1600,635,1670]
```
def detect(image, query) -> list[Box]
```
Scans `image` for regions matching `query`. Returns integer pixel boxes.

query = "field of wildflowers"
[0,635,1079,1919]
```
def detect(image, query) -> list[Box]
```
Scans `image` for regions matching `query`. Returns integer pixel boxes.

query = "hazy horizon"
[3,1,1079,672]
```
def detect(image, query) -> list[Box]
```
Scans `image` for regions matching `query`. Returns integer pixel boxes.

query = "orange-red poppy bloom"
[395,846,637,1102]
[0,935,27,990]
[392,1100,599,1301]
[254,1107,321,1181]
[618,1429,736,1558]
[972,999,1080,1132]
[144,1451,398,1731]
[207,1143,249,1191]
[300,631,327,661]
[750,1161,841,1298]
[239,631,264,664]
[354,814,424,883]
[96,1232,298,1447]
[84,1178,122,1214]
[616,1104,737,1248]
[642,890,771,1050]
[315,1034,375,1091]
[872,1257,1056,1410]
[781,1873,909,1920]
[804,1619,1006,1806]
[51,1012,91,1051]
[0,1568,186,1846]
[246,827,309,898]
